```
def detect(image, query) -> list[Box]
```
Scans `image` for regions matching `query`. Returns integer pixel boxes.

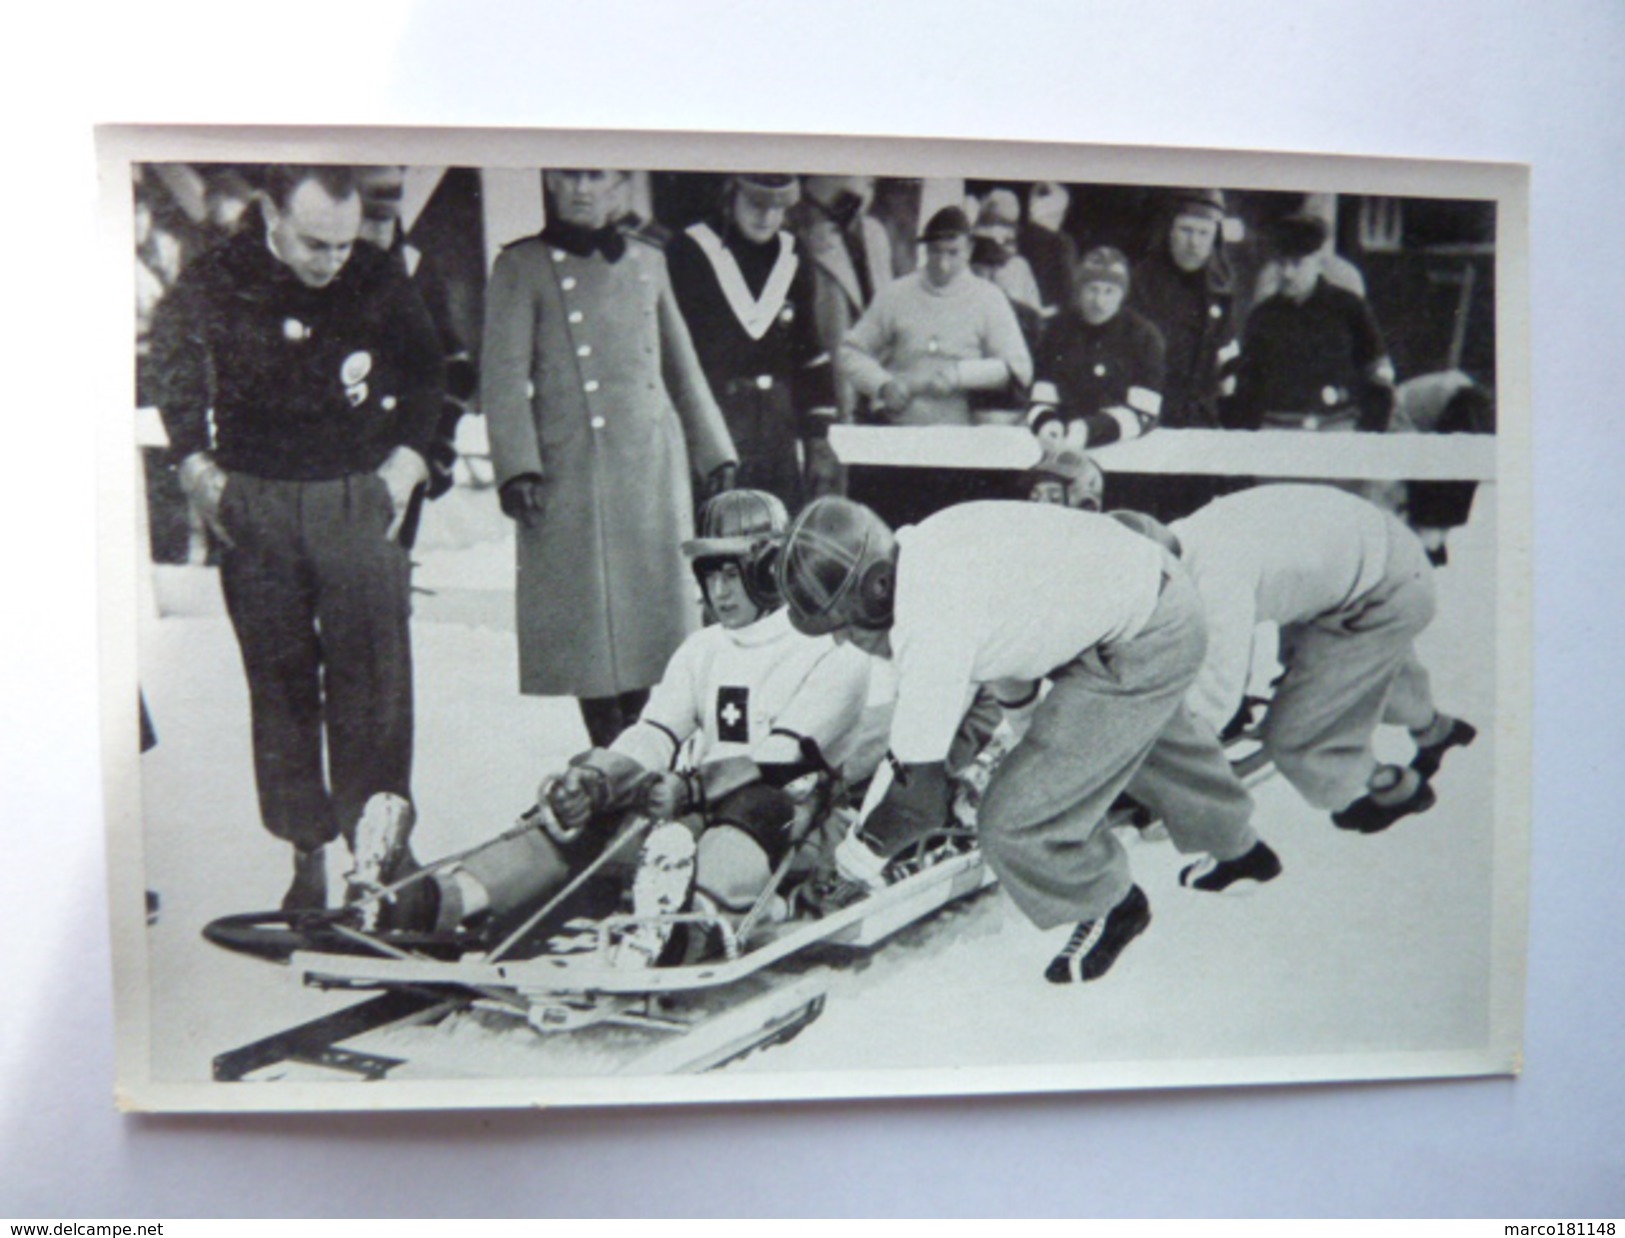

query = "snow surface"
[134,487,1501,1088]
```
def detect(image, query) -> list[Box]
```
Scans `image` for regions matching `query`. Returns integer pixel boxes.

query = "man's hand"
[547,766,607,837]
[375,446,429,542]
[642,771,691,821]
[703,462,738,501]
[499,473,547,528]
[803,437,844,499]
[876,377,912,417]
[922,362,960,398]
[177,452,232,548]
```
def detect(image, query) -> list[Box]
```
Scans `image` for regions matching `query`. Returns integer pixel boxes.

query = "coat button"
[577,345,592,358]
[551,249,566,262]
[590,416,606,429]
[568,311,584,323]
[584,379,600,392]
[562,277,577,291]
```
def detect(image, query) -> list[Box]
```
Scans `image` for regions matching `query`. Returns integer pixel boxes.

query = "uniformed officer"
[1226,213,1396,433]
[148,164,447,909]
[665,174,837,511]
[775,497,1281,985]
[482,168,738,750]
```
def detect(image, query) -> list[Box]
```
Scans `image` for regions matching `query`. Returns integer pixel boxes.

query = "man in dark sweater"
[665,174,837,510]
[1132,188,1239,431]
[148,164,446,909]
[1226,212,1395,433]
[1032,246,1166,453]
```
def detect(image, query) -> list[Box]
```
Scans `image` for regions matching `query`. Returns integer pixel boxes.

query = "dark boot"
[1180,839,1283,892]
[1411,717,1478,781]
[1045,884,1152,984]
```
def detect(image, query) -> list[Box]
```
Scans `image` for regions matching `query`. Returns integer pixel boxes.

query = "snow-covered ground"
[132,484,1502,1092]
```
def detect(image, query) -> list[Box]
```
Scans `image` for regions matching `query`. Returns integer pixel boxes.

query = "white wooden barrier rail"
[829,424,1497,482]
[136,409,1496,483]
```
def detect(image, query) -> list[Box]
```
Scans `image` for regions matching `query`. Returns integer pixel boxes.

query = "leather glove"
[703,462,737,501]
[642,770,694,821]
[375,446,429,542]
[499,473,547,527]
[177,452,232,547]
[546,765,608,838]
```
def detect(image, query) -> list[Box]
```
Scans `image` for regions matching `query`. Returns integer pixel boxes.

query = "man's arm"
[1349,296,1397,432]
[609,634,705,775]
[972,285,1034,392]
[374,266,447,532]
[654,252,738,485]
[479,245,546,484]
[145,264,215,463]
[1072,317,1168,448]
[839,291,902,408]
[147,262,236,543]
[1220,310,1265,430]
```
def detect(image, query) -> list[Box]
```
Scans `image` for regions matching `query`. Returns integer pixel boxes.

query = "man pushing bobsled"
[772,495,1282,986]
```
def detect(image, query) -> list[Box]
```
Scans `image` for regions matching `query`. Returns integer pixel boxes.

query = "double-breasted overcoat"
[482,232,736,698]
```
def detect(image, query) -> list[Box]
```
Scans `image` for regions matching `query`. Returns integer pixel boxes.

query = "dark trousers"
[719,379,804,513]
[579,689,650,749]
[216,473,414,852]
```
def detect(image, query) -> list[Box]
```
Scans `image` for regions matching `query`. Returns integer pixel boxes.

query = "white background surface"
[3,0,1622,1218]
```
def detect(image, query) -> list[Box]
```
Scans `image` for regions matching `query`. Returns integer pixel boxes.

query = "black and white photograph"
[99,127,1528,1112]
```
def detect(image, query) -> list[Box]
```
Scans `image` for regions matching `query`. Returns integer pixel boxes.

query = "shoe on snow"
[1181,839,1282,892]
[281,844,331,912]
[1332,779,1438,834]
[1045,884,1151,984]
[1411,717,1478,781]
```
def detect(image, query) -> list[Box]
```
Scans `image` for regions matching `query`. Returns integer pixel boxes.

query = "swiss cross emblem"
[717,686,750,743]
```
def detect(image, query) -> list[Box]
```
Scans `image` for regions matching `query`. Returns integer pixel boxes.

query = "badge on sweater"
[342,351,373,408]
[717,686,750,743]
[341,351,373,386]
